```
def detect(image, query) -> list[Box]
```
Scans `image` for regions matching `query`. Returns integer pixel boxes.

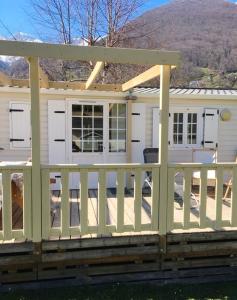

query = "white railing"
[1,162,237,242]
[0,165,32,241]
[41,164,160,239]
[167,163,237,231]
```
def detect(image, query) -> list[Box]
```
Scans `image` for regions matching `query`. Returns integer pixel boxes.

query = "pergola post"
[158,65,171,237]
[29,57,42,243]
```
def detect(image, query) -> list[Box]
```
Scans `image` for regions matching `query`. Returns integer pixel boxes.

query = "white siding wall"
[0,89,125,164]
[144,98,237,163]
[1,88,237,164]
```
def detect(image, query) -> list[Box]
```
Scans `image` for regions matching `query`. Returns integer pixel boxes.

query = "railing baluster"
[134,169,142,231]
[98,169,106,234]
[231,166,237,227]
[61,169,70,236]
[41,169,50,239]
[200,168,207,228]
[167,167,175,231]
[23,168,32,240]
[117,169,124,232]
[183,168,192,229]
[80,170,88,234]
[2,170,12,240]
[151,166,159,230]
[215,167,223,229]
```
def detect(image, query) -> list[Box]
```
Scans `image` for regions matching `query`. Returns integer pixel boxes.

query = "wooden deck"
[0,186,233,238]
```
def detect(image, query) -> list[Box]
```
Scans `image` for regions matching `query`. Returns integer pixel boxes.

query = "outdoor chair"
[143,148,198,209]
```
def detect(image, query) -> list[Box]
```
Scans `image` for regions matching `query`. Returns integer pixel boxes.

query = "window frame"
[169,107,203,149]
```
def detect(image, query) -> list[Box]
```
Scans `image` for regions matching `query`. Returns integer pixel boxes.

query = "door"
[69,102,106,189]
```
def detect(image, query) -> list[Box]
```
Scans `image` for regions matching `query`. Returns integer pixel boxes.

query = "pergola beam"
[10,78,122,92]
[0,40,181,66]
[26,57,49,88]
[122,65,176,92]
[0,71,12,85]
[86,61,104,90]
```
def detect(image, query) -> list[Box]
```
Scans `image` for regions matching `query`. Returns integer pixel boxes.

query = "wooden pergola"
[0,40,181,241]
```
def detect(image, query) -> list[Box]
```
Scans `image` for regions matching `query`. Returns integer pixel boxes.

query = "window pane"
[83,105,92,116]
[94,118,103,129]
[173,135,177,144]
[118,130,126,140]
[72,129,82,139]
[178,135,183,144]
[118,118,126,129]
[109,130,117,139]
[83,130,93,140]
[72,117,82,128]
[94,130,103,140]
[83,118,92,129]
[72,140,82,152]
[174,113,177,122]
[94,141,103,152]
[83,141,92,152]
[109,118,117,129]
[118,141,126,152]
[118,104,126,117]
[179,114,183,122]
[109,140,117,152]
[72,105,82,116]
[109,104,117,117]
[94,106,103,117]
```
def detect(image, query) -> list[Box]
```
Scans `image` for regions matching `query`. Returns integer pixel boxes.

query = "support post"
[29,57,42,243]
[158,65,171,239]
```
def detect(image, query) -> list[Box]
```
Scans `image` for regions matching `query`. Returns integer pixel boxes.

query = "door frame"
[67,99,108,164]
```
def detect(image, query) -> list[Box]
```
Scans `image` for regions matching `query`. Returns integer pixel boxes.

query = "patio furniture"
[143,148,198,208]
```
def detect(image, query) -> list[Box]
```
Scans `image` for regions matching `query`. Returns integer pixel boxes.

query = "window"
[173,113,183,145]
[109,103,126,152]
[170,109,201,147]
[187,113,197,145]
[72,104,103,152]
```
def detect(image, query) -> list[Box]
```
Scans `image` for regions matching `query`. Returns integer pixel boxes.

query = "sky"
[0,0,236,39]
[0,0,169,39]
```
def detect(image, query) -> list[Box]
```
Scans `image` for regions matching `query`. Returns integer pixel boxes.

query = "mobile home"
[0,86,236,188]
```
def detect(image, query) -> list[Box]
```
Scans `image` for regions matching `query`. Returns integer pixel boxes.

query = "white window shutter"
[48,100,66,164]
[131,103,146,163]
[152,107,160,148]
[10,103,31,148]
[203,108,219,149]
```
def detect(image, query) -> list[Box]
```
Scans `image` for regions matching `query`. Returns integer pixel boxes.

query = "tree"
[30,0,75,44]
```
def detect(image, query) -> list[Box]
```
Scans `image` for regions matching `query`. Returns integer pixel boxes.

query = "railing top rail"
[41,163,161,171]
[169,162,237,169]
[0,164,32,171]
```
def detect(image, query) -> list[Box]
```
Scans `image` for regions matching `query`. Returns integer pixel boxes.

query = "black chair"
[143,148,198,208]
[143,148,159,188]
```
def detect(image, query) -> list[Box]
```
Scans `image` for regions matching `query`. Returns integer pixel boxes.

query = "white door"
[69,102,106,189]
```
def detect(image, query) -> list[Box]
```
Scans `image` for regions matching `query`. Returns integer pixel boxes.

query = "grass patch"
[2,280,237,300]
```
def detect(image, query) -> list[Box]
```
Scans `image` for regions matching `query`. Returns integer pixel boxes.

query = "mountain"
[1,0,237,88]
[122,0,237,87]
